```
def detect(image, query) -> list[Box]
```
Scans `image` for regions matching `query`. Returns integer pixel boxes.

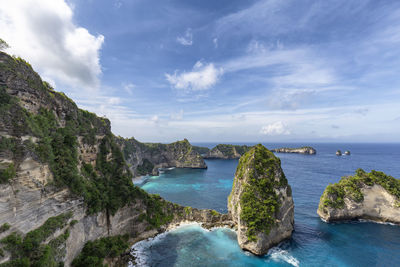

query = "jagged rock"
[204,144,252,159]
[271,146,316,154]
[0,51,214,266]
[318,169,400,224]
[228,144,294,255]
[336,150,342,156]
[118,138,207,177]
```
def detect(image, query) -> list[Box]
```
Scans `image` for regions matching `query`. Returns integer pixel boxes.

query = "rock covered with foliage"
[118,138,206,177]
[318,169,400,224]
[228,144,294,255]
[271,146,316,154]
[0,51,222,266]
[204,144,252,159]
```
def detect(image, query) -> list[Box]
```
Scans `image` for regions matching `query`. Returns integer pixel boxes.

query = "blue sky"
[1,0,400,142]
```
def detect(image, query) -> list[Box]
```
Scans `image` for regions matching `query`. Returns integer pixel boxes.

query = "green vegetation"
[184,206,192,215]
[192,146,210,155]
[71,235,129,267]
[210,144,252,158]
[233,144,287,241]
[143,194,174,229]
[320,169,400,209]
[0,163,16,183]
[0,212,72,267]
[0,38,9,51]
[0,52,179,265]
[0,223,10,233]
[136,159,154,176]
[210,210,219,216]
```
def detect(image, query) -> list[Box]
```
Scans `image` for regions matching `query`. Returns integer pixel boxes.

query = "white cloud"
[108,97,121,105]
[165,61,223,91]
[177,28,193,46]
[170,109,184,120]
[123,82,135,95]
[150,115,159,123]
[213,38,218,48]
[260,121,290,135]
[0,0,104,89]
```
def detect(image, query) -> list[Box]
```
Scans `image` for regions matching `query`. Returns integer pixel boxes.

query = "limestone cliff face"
[119,138,207,177]
[0,51,214,266]
[228,144,294,255]
[271,146,316,154]
[318,169,400,224]
[204,144,251,159]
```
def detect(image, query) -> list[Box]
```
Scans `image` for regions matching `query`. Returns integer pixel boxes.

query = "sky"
[1,0,400,143]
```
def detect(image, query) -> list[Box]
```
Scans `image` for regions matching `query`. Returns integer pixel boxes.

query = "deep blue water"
[132,143,400,267]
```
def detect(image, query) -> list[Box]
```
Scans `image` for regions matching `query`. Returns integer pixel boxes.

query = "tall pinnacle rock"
[228,144,294,255]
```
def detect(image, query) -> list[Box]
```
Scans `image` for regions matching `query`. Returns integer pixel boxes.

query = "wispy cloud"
[260,121,290,135]
[213,38,218,48]
[170,109,184,120]
[165,61,223,92]
[122,82,135,96]
[177,28,193,46]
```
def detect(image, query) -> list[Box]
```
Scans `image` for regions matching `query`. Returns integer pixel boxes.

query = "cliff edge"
[118,138,207,177]
[0,51,216,266]
[318,169,400,224]
[228,144,294,255]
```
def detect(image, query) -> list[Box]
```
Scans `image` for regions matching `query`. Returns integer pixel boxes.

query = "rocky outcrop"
[204,144,252,159]
[0,51,295,266]
[0,51,220,266]
[228,144,294,255]
[192,146,210,156]
[118,138,207,177]
[318,169,400,224]
[271,146,316,154]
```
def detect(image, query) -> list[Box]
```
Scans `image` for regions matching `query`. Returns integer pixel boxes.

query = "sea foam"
[268,247,300,267]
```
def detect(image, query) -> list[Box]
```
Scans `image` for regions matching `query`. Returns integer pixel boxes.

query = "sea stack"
[344,151,351,155]
[336,150,342,156]
[228,144,294,255]
[317,169,400,224]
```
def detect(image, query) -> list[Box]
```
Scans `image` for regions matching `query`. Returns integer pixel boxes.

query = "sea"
[131,143,400,267]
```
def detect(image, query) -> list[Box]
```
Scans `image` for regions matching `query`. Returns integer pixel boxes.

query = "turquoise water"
[132,143,400,266]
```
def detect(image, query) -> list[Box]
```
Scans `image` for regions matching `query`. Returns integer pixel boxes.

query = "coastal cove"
[133,143,400,267]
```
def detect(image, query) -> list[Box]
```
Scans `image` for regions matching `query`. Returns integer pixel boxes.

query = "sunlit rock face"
[228,144,294,255]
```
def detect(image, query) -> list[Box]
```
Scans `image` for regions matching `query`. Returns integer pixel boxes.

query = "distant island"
[202,144,252,159]
[271,146,317,155]
[318,169,400,224]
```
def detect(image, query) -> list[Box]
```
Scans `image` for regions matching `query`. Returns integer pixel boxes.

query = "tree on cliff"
[0,38,9,51]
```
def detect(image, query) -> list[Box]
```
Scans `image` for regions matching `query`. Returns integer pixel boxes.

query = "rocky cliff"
[204,144,252,159]
[0,51,294,266]
[118,138,206,177]
[271,146,316,154]
[318,169,400,224]
[0,51,223,266]
[228,144,294,255]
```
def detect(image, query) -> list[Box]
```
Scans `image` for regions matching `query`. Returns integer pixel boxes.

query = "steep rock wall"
[318,169,400,224]
[228,144,294,255]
